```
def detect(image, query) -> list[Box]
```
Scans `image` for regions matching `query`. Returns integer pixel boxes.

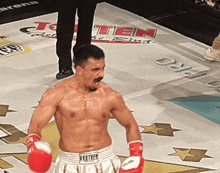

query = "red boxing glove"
[26,134,52,173]
[120,140,144,173]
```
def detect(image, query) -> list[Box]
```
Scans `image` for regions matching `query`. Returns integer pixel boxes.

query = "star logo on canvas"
[0,36,9,39]
[169,148,212,162]
[0,105,16,117]
[140,123,180,136]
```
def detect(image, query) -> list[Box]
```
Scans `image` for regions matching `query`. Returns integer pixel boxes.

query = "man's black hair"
[73,44,105,68]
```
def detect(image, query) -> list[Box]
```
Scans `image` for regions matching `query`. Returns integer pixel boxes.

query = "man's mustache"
[94,77,103,82]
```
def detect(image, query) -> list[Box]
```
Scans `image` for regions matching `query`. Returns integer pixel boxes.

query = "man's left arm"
[111,92,144,173]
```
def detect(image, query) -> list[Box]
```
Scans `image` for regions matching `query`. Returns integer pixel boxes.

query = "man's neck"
[74,76,96,93]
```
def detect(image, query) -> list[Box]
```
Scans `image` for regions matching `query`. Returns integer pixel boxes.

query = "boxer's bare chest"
[58,89,111,118]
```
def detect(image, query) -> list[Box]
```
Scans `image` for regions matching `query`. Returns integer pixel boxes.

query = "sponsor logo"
[154,57,207,78]
[79,152,99,164]
[0,36,31,59]
[20,22,157,44]
[154,56,220,90]
[0,1,39,13]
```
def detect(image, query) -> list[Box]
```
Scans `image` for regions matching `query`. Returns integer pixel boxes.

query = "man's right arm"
[26,86,61,172]
[27,86,59,136]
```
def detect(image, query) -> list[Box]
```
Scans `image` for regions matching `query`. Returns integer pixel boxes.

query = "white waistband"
[59,144,115,165]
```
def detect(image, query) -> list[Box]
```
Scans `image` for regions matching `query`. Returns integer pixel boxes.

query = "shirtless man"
[26,44,144,173]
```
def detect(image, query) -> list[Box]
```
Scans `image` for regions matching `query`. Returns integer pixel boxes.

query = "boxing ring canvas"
[0,2,220,173]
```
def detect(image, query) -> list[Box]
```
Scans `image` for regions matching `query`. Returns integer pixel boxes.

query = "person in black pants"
[56,0,98,79]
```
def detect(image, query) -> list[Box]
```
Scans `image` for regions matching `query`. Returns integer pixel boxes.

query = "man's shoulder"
[100,82,121,97]
[100,82,113,91]
[44,81,68,97]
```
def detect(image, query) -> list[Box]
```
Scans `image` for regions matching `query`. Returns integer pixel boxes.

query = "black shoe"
[56,67,74,80]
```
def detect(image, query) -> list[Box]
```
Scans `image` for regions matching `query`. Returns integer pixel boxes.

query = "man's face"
[82,57,105,90]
